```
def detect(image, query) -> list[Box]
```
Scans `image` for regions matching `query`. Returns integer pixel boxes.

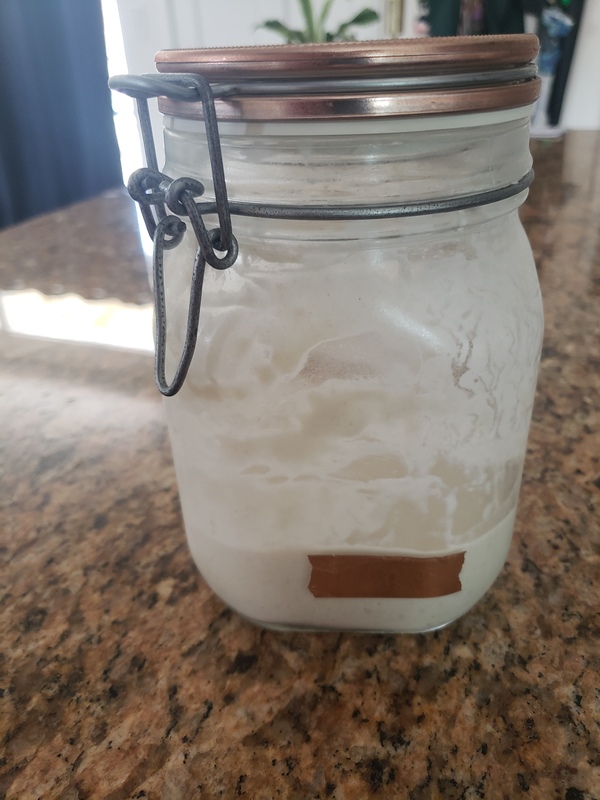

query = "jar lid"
[155,35,540,121]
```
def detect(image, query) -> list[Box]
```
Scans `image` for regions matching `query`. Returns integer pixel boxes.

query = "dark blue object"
[0,0,123,229]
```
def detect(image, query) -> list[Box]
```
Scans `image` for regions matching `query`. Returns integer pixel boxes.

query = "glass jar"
[141,38,543,632]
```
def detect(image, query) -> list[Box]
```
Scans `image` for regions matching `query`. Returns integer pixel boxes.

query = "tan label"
[307,552,465,599]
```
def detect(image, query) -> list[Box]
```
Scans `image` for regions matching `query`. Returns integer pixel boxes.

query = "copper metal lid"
[155,35,540,121]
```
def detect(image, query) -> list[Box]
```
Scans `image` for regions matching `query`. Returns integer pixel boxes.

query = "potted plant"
[259,0,379,43]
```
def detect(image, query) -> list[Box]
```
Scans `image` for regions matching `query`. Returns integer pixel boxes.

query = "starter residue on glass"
[163,201,543,631]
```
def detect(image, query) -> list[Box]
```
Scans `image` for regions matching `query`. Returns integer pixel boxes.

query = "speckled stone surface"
[1,132,599,800]
[0,188,152,305]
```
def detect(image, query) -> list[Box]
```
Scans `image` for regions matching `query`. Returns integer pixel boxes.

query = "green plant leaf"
[299,0,317,41]
[331,7,379,39]
[348,7,380,25]
[257,19,307,43]
[316,0,336,41]
[258,2,379,45]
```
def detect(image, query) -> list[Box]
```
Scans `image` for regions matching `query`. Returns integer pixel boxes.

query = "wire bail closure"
[109,74,239,396]
[109,72,534,397]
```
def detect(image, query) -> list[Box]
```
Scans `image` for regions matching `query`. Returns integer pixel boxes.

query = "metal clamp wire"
[184,170,534,221]
[153,215,206,397]
[109,73,235,259]
[109,73,535,396]
[127,169,170,241]
[165,177,239,270]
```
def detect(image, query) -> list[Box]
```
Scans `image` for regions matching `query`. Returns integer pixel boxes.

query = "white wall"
[401,0,421,36]
[561,0,600,130]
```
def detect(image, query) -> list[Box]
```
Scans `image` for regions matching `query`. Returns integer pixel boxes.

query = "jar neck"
[163,107,533,210]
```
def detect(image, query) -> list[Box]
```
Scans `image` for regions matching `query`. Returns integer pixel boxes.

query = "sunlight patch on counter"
[0,289,154,353]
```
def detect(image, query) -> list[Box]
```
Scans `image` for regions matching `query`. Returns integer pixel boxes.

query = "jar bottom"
[185,508,516,634]
[233,610,464,635]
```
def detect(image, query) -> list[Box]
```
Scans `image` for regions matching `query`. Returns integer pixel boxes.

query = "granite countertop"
[1,133,599,800]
